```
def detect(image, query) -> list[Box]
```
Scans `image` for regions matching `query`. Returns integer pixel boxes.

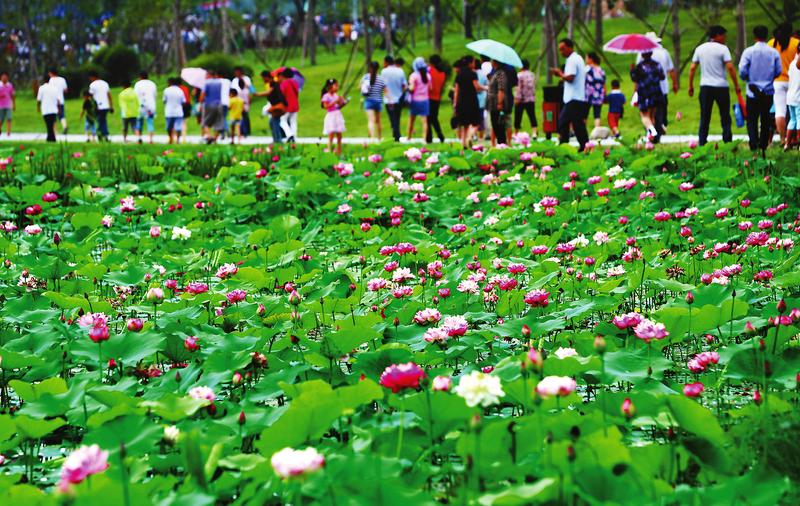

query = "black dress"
[455,69,481,127]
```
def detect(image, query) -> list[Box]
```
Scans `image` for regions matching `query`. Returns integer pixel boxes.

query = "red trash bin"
[542,86,563,139]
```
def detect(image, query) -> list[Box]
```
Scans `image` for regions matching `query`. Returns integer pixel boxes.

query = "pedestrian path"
[0,132,758,146]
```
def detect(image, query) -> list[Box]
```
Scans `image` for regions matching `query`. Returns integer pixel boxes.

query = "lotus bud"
[146,287,164,304]
[621,398,636,420]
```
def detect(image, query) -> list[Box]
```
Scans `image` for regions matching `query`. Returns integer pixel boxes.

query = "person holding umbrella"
[487,59,510,145]
[550,38,589,152]
[629,51,665,141]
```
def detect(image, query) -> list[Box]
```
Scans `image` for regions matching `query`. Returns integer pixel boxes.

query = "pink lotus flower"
[42,192,59,202]
[451,224,467,233]
[413,308,442,325]
[531,245,549,255]
[679,182,694,191]
[88,324,109,343]
[441,315,468,337]
[524,289,550,307]
[368,153,382,163]
[612,312,643,330]
[149,226,161,238]
[216,263,239,279]
[688,139,698,148]
[186,282,209,294]
[683,382,705,398]
[715,208,729,219]
[119,196,136,213]
[188,386,215,401]
[226,289,246,304]
[58,445,109,491]
[379,362,425,393]
[679,152,692,159]
[432,375,452,391]
[184,336,200,352]
[535,375,577,398]
[540,196,559,208]
[146,287,164,303]
[127,318,143,332]
[404,147,423,162]
[654,211,671,222]
[271,447,325,479]
[633,318,669,343]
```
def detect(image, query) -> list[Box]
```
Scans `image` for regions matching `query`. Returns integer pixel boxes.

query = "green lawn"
[6,6,772,140]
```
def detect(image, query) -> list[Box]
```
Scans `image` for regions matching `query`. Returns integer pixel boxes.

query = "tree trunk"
[21,1,39,82]
[735,0,746,63]
[173,0,186,70]
[384,0,393,54]
[463,0,473,39]
[672,0,681,78]
[303,0,318,64]
[568,0,575,39]
[543,0,557,84]
[221,7,231,54]
[360,0,373,64]
[594,0,603,48]
[433,0,443,53]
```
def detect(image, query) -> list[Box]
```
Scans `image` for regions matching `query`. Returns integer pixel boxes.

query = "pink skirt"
[323,110,346,134]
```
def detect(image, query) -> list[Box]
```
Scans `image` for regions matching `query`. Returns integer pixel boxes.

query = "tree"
[432,0,443,53]
[384,0,393,54]
[735,0,746,63]
[671,0,681,78]
[463,0,473,39]
[173,0,187,70]
[594,0,603,48]
[302,0,318,65]
[360,0,373,65]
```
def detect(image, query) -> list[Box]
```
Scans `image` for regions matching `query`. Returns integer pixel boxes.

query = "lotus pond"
[0,140,798,505]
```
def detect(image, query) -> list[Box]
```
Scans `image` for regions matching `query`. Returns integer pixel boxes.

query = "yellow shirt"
[228,96,244,120]
[768,36,800,82]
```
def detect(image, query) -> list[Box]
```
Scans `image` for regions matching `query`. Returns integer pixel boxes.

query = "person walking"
[163,77,187,144]
[487,59,511,146]
[453,55,483,147]
[407,57,431,141]
[88,71,113,142]
[739,25,782,154]
[513,58,538,137]
[0,72,15,136]
[784,46,800,150]
[381,56,407,141]
[134,71,158,144]
[687,25,742,146]
[200,69,225,143]
[232,67,253,137]
[630,51,665,141]
[278,68,300,142]
[118,81,140,143]
[228,89,244,144]
[36,76,61,143]
[639,32,679,141]
[179,81,192,142]
[255,70,286,144]
[48,68,69,134]
[550,38,589,151]
[769,23,800,144]
[426,54,448,143]
[584,52,606,130]
[360,61,386,140]
[79,90,97,142]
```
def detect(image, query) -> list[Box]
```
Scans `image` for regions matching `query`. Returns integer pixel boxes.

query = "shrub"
[93,44,141,86]
[61,63,105,99]
[186,53,253,79]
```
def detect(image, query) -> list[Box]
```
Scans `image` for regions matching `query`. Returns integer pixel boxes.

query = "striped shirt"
[361,74,386,101]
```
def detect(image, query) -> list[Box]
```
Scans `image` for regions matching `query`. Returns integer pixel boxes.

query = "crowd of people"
[4,21,799,154]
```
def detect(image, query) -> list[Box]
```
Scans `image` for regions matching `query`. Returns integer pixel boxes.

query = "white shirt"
[163,86,186,117]
[231,75,252,110]
[788,56,800,106]
[37,82,62,116]
[49,76,68,102]
[220,78,231,107]
[134,79,158,113]
[563,52,586,103]
[637,47,674,95]
[89,79,111,110]
[692,41,732,88]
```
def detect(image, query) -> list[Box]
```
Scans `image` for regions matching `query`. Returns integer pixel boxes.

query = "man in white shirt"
[232,67,252,136]
[163,77,187,144]
[88,71,113,141]
[37,77,62,142]
[47,68,69,134]
[688,25,742,145]
[134,71,158,144]
[381,56,407,141]
[550,38,589,151]
[638,33,679,141]
[220,75,231,138]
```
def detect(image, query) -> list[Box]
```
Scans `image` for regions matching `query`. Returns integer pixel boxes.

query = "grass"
[4,5,773,140]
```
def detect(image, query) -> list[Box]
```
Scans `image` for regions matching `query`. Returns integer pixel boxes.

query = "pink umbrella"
[181,67,208,89]
[603,34,661,54]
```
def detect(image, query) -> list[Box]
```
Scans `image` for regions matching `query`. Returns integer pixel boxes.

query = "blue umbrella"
[466,39,523,68]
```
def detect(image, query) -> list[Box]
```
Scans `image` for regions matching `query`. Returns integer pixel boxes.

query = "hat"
[413,57,427,72]
[644,32,662,44]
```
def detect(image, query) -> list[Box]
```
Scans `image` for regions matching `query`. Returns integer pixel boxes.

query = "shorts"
[166,116,184,133]
[365,99,383,112]
[57,104,65,120]
[787,104,800,130]
[202,104,225,132]
[608,112,621,129]
[774,81,789,118]
[137,114,155,133]
[409,100,429,117]
[122,117,137,133]
[230,119,242,130]
[0,108,11,122]
[592,103,602,119]
[84,119,96,134]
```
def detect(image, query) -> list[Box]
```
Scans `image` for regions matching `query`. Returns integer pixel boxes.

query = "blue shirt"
[739,41,782,97]
[605,90,626,114]
[380,66,407,105]
[203,78,223,106]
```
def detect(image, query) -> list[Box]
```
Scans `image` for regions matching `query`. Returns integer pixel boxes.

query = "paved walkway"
[0,132,757,146]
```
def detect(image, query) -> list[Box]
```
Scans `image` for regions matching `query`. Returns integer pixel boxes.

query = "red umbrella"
[603,34,661,54]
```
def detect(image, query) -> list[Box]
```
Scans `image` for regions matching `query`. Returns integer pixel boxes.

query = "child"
[79,90,97,142]
[228,89,244,144]
[784,47,800,151]
[605,79,626,138]
[118,81,140,143]
[321,78,347,155]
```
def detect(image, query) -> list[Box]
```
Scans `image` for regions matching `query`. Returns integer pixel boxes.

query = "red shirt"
[280,79,300,112]
[429,67,447,101]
